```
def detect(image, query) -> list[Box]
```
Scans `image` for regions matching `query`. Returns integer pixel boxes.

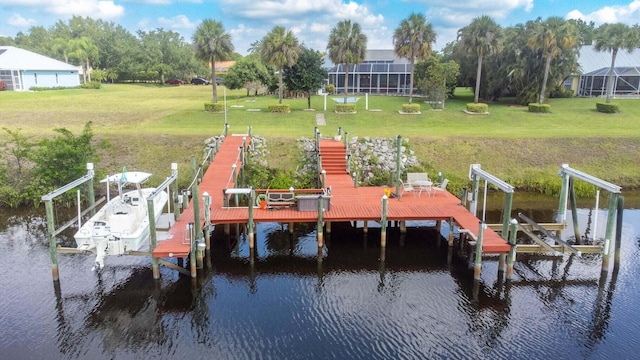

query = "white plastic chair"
[431,179,449,196]
[400,180,416,197]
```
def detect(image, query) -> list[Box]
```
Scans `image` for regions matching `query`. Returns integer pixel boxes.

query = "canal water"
[1,193,640,359]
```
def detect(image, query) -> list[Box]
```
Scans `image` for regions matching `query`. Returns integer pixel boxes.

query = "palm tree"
[327,20,367,103]
[457,15,501,104]
[527,17,578,104]
[69,37,98,83]
[393,13,436,103]
[593,23,640,103]
[192,19,234,103]
[258,26,300,104]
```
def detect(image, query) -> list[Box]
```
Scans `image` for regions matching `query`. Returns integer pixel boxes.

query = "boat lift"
[556,164,623,271]
[42,163,96,281]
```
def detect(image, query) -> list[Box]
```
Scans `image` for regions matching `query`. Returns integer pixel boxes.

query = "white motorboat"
[74,171,169,269]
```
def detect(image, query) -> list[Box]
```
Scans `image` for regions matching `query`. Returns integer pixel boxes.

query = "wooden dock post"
[399,220,406,234]
[248,189,255,249]
[614,196,624,267]
[447,218,455,246]
[148,197,160,279]
[203,192,211,249]
[326,221,332,234]
[506,219,518,280]
[381,195,388,247]
[45,200,60,281]
[317,196,324,247]
[189,222,196,278]
[474,222,486,280]
[602,192,620,271]
[395,135,402,198]
[289,222,294,234]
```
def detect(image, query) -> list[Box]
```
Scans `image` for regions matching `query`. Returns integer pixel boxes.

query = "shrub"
[335,104,356,113]
[204,102,224,112]
[401,103,421,113]
[596,102,619,114]
[466,103,488,113]
[0,81,6,91]
[325,84,335,94]
[549,85,573,98]
[268,104,290,113]
[528,103,551,113]
[81,81,101,89]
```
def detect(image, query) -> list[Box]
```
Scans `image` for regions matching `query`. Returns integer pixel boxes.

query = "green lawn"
[2,84,639,193]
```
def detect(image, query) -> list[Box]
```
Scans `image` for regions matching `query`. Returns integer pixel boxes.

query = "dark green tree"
[257,26,301,104]
[283,47,328,109]
[224,54,271,96]
[192,19,234,103]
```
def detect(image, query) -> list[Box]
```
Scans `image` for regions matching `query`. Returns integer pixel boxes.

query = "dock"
[152,135,510,261]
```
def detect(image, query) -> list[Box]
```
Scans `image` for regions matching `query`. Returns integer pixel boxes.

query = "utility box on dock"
[297,195,331,212]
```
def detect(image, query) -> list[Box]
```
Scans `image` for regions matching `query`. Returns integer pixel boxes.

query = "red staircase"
[319,139,348,175]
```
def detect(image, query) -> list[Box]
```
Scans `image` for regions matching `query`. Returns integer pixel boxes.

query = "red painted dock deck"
[153,136,510,259]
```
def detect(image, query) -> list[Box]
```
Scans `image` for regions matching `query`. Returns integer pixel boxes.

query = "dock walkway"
[153,136,510,259]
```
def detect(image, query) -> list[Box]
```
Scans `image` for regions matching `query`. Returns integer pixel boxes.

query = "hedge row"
[204,102,224,112]
[596,102,619,113]
[402,104,421,113]
[335,104,356,113]
[466,103,489,113]
[528,103,551,113]
[268,104,291,113]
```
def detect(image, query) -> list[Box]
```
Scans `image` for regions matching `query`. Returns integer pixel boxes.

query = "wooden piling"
[148,198,160,279]
[568,178,582,242]
[400,220,406,234]
[614,196,624,267]
[448,218,454,246]
[189,222,196,278]
[45,200,60,281]
[602,192,620,271]
[317,196,324,247]
[381,195,388,247]
[506,219,518,280]
[248,189,255,249]
[474,222,486,280]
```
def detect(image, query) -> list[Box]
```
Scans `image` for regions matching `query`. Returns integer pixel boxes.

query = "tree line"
[1,15,638,106]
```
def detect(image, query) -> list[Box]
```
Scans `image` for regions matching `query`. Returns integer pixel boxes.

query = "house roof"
[578,45,640,74]
[584,66,640,77]
[0,46,78,72]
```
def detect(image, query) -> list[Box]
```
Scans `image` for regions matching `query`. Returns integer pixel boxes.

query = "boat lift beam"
[558,164,621,194]
[518,212,581,256]
[41,163,95,281]
[468,164,515,237]
[148,163,178,280]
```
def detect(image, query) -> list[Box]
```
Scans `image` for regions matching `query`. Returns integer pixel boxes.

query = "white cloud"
[220,0,386,54]
[566,1,640,25]
[7,14,39,28]
[158,15,198,30]
[1,1,124,19]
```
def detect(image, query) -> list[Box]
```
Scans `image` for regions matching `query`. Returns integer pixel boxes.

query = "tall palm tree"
[593,23,640,103]
[393,13,436,103]
[327,20,367,103]
[457,15,501,104]
[69,37,98,83]
[192,19,234,103]
[258,26,300,104]
[527,17,578,104]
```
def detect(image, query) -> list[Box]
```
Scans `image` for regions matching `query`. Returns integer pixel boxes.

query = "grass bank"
[2,84,639,195]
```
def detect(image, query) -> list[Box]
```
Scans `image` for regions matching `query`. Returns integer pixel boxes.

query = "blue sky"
[2,0,639,54]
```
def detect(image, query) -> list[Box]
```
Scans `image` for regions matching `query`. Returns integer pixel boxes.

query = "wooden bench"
[266,191,296,208]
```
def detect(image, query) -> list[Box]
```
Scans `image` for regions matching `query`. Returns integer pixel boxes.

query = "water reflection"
[1,193,639,358]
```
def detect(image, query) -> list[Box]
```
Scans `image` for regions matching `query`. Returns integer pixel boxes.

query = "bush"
[528,103,551,113]
[549,85,574,98]
[325,84,335,94]
[204,102,224,112]
[596,102,619,113]
[268,104,290,113]
[0,81,6,91]
[81,81,101,89]
[335,104,356,113]
[466,103,488,113]
[401,103,421,113]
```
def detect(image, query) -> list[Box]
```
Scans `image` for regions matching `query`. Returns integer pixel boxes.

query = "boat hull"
[74,188,169,256]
